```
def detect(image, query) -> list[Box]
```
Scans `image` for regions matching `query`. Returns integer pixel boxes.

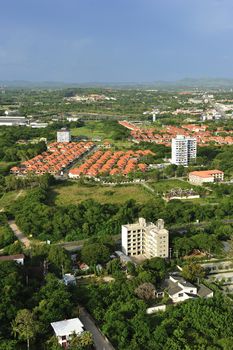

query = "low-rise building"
[63,273,76,286]
[121,218,169,259]
[51,318,84,348]
[162,275,213,303]
[57,128,71,143]
[189,169,224,185]
[0,116,28,126]
[0,254,25,265]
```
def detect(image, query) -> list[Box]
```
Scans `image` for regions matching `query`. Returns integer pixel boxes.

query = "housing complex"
[119,121,233,146]
[10,142,94,176]
[189,170,224,185]
[69,149,152,177]
[171,135,197,166]
[121,218,169,259]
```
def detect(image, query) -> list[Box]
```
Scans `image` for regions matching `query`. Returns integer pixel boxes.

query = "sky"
[0,0,233,82]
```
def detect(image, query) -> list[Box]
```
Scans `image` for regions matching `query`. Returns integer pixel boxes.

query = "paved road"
[8,220,31,248]
[79,307,115,350]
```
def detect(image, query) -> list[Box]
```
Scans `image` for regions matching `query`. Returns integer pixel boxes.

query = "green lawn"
[72,121,107,139]
[150,179,194,194]
[71,121,132,148]
[51,181,154,206]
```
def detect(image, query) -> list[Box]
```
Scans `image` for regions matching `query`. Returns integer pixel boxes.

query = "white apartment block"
[57,128,71,143]
[171,135,197,166]
[122,218,169,259]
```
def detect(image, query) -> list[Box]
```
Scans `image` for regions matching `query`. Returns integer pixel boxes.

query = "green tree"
[81,242,110,265]
[12,309,37,350]
[182,262,205,283]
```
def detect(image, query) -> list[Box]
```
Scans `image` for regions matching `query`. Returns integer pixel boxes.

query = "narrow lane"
[8,220,31,248]
[79,307,115,350]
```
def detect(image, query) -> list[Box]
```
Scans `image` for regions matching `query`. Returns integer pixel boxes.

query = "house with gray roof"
[161,275,213,303]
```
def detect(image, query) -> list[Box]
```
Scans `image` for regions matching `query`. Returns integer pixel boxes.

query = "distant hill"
[1,78,233,89]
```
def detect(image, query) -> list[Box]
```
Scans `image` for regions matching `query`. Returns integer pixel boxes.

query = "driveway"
[79,307,115,350]
[8,220,31,248]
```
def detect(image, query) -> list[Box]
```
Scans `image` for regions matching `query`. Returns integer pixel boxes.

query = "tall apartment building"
[171,135,197,166]
[121,218,169,259]
[57,128,71,143]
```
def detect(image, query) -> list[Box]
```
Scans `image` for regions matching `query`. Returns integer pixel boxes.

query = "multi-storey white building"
[171,135,197,166]
[57,128,71,143]
[121,218,169,259]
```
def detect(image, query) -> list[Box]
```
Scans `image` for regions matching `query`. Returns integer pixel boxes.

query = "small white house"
[63,273,76,286]
[51,318,84,347]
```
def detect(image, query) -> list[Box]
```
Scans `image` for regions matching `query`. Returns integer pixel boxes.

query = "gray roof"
[171,276,195,288]
[197,284,213,298]
[162,279,183,296]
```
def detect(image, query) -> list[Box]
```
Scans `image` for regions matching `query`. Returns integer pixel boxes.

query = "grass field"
[150,179,194,194]
[51,181,154,206]
[0,190,26,211]
[71,121,132,148]
[72,121,107,139]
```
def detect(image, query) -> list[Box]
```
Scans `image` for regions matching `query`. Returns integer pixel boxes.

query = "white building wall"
[57,130,71,143]
[121,226,129,255]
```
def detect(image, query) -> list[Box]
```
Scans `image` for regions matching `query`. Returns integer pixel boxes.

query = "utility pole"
[169,247,172,259]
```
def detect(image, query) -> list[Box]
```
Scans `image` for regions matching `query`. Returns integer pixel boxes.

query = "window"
[178,293,183,297]
[61,336,66,341]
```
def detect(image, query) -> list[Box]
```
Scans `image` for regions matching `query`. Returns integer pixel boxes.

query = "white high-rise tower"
[171,135,197,166]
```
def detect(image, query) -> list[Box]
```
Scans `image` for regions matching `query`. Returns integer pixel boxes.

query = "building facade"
[189,169,224,185]
[57,128,71,143]
[122,218,169,259]
[171,135,197,166]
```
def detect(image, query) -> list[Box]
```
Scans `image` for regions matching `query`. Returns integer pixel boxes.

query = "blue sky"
[0,0,233,82]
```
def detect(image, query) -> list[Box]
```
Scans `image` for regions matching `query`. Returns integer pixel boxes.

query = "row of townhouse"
[11,142,95,176]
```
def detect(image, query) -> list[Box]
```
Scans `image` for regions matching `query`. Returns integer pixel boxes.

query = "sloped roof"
[51,318,84,337]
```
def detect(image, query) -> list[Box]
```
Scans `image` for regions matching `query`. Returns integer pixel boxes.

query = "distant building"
[189,169,224,185]
[171,135,197,166]
[57,128,71,143]
[51,318,84,348]
[0,116,28,126]
[29,122,48,128]
[0,254,25,265]
[121,218,169,259]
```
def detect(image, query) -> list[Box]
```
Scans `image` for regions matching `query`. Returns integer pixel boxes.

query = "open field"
[72,121,107,139]
[71,121,132,148]
[0,190,26,211]
[51,181,154,206]
[149,179,194,193]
